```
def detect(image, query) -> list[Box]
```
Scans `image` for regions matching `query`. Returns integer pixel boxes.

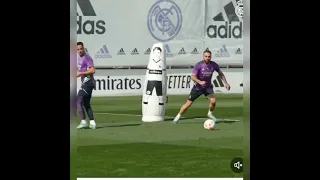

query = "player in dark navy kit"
[76,42,97,129]
[173,50,231,124]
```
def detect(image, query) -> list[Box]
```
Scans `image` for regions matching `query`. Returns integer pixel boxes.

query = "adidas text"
[215,53,230,57]
[207,21,242,39]
[77,16,106,35]
[95,54,111,59]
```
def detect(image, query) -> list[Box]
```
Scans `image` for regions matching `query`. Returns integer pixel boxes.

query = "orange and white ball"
[204,119,216,130]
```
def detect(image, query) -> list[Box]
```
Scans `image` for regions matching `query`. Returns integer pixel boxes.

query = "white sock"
[81,120,87,124]
[208,110,213,115]
[90,120,96,124]
[176,114,181,118]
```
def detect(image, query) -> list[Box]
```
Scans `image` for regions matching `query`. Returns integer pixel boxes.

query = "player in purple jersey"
[76,42,97,129]
[173,50,230,124]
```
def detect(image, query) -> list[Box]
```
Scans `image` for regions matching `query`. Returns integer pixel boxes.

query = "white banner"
[77,0,243,67]
[77,72,243,97]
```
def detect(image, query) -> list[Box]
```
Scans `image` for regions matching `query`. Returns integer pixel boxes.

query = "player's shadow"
[165,116,238,124]
[96,123,141,129]
[215,120,238,124]
[164,117,175,121]
[164,116,203,122]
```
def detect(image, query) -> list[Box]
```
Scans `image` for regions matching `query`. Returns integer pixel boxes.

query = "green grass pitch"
[76,94,243,178]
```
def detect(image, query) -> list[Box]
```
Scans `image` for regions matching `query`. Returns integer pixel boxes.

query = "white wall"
[77,0,244,67]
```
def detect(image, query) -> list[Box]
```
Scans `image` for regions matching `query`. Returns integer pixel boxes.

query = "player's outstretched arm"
[217,70,230,90]
[217,70,228,84]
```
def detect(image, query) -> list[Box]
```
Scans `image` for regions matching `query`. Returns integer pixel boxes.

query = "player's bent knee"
[208,97,216,104]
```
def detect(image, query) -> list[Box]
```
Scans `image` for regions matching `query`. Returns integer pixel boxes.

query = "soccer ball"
[204,119,215,130]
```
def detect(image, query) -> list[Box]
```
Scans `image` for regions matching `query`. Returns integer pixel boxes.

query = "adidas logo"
[178,48,186,54]
[215,45,230,57]
[77,0,96,16]
[94,45,112,59]
[191,48,199,54]
[213,77,225,88]
[77,0,106,35]
[164,44,173,57]
[206,1,243,39]
[117,48,126,55]
[131,48,139,55]
[144,48,151,55]
[235,48,242,54]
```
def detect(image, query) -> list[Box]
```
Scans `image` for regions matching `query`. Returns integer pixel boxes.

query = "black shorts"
[78,83,94,97]
[146,80,163,96]
[187,86,214,101]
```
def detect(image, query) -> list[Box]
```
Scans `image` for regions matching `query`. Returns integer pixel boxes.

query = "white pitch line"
[194,117,241,122]
[219,119,241,122]
[96,112,241,122]
[96,112,177,118]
